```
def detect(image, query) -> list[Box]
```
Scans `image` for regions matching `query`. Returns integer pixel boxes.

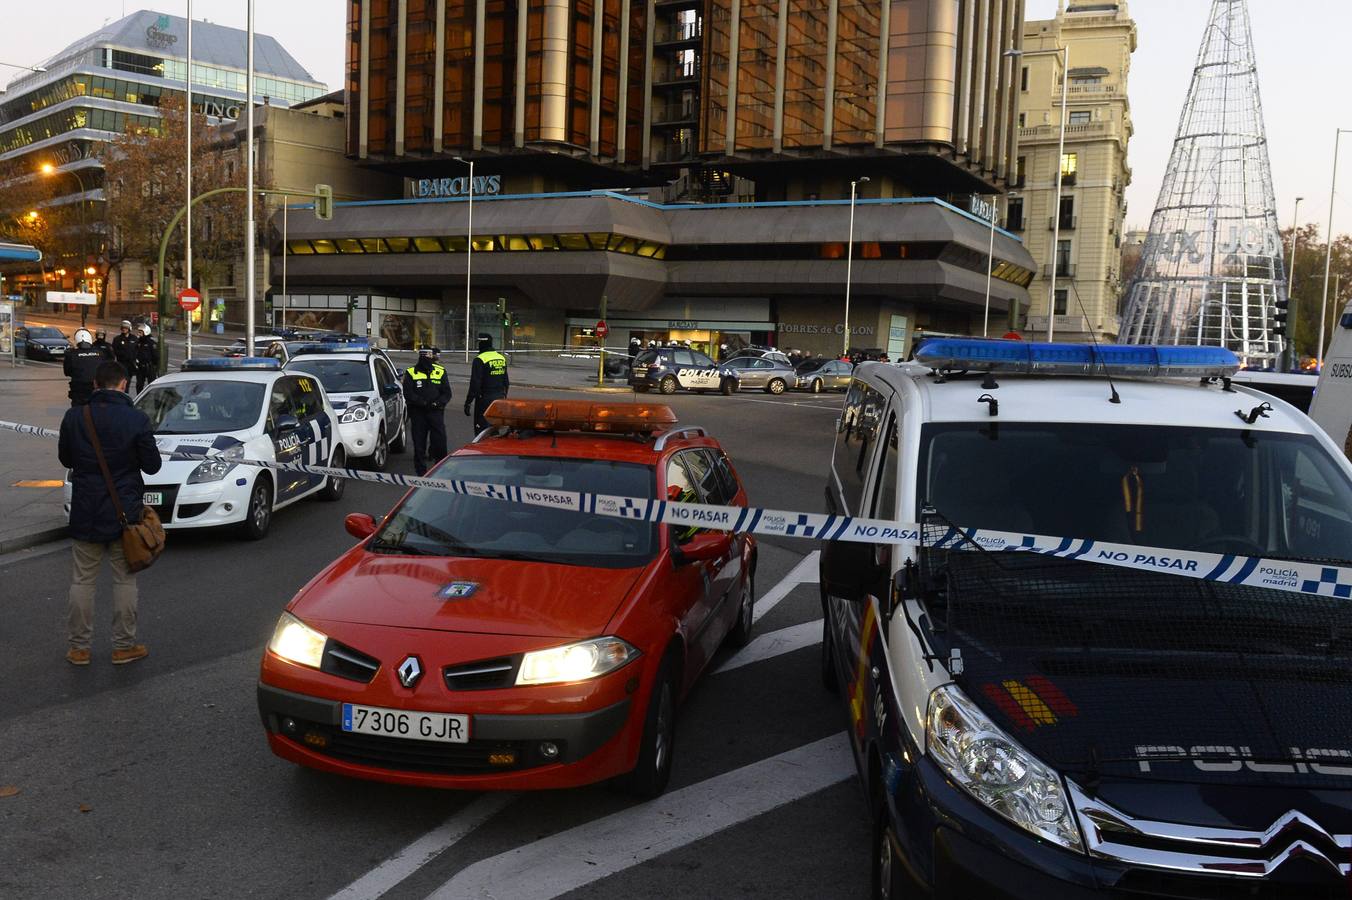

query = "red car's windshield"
[372,454,658,567]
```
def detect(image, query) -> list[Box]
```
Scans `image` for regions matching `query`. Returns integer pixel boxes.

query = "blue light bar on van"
[290,340,372,355]
[181,357,282,372]
[913,339,1240,378]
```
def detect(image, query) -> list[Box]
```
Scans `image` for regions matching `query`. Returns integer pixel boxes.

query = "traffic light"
[347,295,359,313]
[1273,297,1290,337]
[497,297,509,327]
[315,183,333,221]
[511,313,521,327]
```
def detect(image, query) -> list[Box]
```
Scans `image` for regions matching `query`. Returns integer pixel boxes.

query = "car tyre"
[319,447,346,501]
[720,378,735,396]
[238,478,273,541]
[725,574,755,648]
[659,375,678,395]
[820,614,839,693]
[811,378,824,394]
[368,433,389,471]
[620,650,678,799]
[871,785,909,900]
[389,418,407,453]
[766,378,787,395]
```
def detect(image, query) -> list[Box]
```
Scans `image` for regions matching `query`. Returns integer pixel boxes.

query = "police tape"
[4,417,1350,600]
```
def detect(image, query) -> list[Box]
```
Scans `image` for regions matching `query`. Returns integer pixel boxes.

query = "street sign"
[47,291,97,306]
[596,320,609,339]
[178,288,202,311]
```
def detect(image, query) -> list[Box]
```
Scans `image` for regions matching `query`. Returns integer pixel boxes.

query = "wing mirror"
[820,540,885,602]
[274,414,301,432]
[674,531,733,563]
[380,382,401,397]
[345,512,378,539]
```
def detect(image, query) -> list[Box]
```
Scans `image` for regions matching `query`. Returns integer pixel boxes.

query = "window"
[1061,152,1078,184]
[1021,66,1029,92]
[673,350,696,366]
[1015,155,1026,187]
[831,380,887,516]
[1006,197,1024,231]
[872,415,899,521]
[1069,110,1091,125]
[666,454,700,542]
[1054,289,1068,315]
[705,451,740,506]
[1056,240,1072,274]
[1058,196,1075,229]
[1018,112,1026,128]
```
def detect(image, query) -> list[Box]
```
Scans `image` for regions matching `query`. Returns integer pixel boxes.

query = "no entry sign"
[178,289,202,312]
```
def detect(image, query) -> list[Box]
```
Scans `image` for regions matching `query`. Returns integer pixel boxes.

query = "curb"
[0,522,68,555]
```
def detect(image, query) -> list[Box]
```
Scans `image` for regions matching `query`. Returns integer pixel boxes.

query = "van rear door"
[1311,299,1352,463]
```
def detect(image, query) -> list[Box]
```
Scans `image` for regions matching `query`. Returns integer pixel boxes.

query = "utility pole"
[185,0,194,360]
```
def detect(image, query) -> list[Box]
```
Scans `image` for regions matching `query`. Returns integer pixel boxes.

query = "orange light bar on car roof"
[484,399,678,434]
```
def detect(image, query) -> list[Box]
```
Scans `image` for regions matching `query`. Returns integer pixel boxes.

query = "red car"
[257,400,756,796]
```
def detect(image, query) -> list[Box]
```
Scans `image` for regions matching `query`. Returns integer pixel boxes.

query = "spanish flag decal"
[981,675,1078,732]
[848,602,878,737]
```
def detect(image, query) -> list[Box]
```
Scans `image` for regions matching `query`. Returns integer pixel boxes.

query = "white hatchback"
[283,345,407,469]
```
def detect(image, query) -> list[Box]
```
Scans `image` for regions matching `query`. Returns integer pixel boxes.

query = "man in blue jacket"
[58,361,163,666]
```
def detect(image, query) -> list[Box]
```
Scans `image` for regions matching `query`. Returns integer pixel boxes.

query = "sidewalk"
[0,367,73,554]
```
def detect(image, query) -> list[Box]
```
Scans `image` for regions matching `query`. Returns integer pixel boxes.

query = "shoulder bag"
[82,404,165,572]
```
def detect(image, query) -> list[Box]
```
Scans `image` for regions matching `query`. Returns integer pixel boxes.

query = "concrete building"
[0,9,327,298]
[276,0,1037,356]
[1011,0,1136,341]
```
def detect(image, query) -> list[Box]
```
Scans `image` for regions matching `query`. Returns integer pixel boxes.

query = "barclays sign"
[413,175,502,199]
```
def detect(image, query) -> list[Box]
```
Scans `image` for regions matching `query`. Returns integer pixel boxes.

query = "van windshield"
[917,423,1352,563]
[371,455,658,567]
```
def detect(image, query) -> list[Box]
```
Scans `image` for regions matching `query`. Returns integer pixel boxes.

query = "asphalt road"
[0,382,872,900]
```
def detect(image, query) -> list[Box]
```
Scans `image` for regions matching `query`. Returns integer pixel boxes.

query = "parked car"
[222,335,287,358]
[630,347,736,395]
[20,325,71,360]
[794,358,853,393]
[719,355,798,394]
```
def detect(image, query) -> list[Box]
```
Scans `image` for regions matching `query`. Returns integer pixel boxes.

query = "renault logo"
[397,656,423,689]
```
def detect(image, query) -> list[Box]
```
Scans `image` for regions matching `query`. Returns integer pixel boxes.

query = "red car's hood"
[293,551,647,638]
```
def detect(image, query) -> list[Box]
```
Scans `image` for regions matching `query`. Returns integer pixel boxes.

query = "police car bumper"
[336,417,381,459]
[144,469,256,529]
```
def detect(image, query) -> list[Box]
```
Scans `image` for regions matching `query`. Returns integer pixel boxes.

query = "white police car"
[818,339,1352,898]
[283,342,407,470]
[134,357,349,539]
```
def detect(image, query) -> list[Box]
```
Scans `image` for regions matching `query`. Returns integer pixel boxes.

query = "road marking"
[12,480,64,488]
[326,793,515,900]
[726,395,840,410]
[754,549,819,623]
[716,619,822,674]
[424,733,852,900]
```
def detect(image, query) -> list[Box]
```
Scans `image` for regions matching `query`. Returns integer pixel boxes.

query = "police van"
[818,339,1352,898]
[283,342,407,470]
[629,347,736,395]
[1311,297,1352,464]
[132,358,348,539]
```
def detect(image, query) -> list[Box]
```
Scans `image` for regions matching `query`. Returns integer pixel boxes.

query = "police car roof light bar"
[181,357,282,372]
[913,339,1241,379]
[485,399,679,434]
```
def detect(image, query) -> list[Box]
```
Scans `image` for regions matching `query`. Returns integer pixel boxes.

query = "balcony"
[1048,215,1077,231]
[653,102,699,126]
[1044,262,1076,279]
[653,62,701,87]
[655,21,702,44]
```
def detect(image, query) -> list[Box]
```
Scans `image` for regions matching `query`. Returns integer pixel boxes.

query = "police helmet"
[95,330,107,340]
[120,319,132,330]
[477,332,494,351]
[140,324,152,337]
[74,328,93,345]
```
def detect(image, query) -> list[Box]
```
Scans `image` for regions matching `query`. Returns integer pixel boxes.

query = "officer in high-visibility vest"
[401,346,453,476]
[464,333,510,434]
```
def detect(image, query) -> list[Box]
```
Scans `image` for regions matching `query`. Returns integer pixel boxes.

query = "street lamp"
[453,156,474,361]
[1284,195,1303,368]
[843,175,869,357]
[1007,45,1069,341]
[1317,128,1352,369]
[39,162,90,290]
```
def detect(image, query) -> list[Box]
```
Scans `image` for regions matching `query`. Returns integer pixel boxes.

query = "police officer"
[135,323,158,393]
[64,329,105,406]
[112,320,137,374]
[91,330,114,359]
[401,346,452,476]
[464,333,509,433]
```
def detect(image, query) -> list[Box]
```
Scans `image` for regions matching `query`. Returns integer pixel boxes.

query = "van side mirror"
[821,540,885,602]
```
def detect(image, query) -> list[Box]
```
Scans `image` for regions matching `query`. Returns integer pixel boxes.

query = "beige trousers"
[68,539,138,651]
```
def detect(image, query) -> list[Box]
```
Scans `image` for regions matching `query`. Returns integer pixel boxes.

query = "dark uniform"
[91,331,114,360]
[112,324,138,375]
[402,349,453,476]
[135,328,158,393]
[64,339,105,407]
[464,334,510,434]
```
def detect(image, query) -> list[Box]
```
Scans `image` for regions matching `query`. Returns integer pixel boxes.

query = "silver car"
[720,355,797,394]
[795,359,854,393]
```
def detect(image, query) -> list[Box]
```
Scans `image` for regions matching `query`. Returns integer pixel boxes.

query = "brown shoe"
[66,648,91,666]
[111,645,149,665]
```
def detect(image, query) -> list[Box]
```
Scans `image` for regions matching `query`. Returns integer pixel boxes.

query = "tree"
[1280,224,1352,362]
[0,157,84,293]
[100,94,253,326]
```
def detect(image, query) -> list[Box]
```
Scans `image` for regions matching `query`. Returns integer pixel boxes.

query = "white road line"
[726,395,840,409]
[715,619,822,674]
[327,793,516,900]
[754,549,819,623]
[424,733,853,900]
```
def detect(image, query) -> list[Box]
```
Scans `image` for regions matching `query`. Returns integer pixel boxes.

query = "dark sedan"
[794,358,853,393]
[20,325,71,361]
